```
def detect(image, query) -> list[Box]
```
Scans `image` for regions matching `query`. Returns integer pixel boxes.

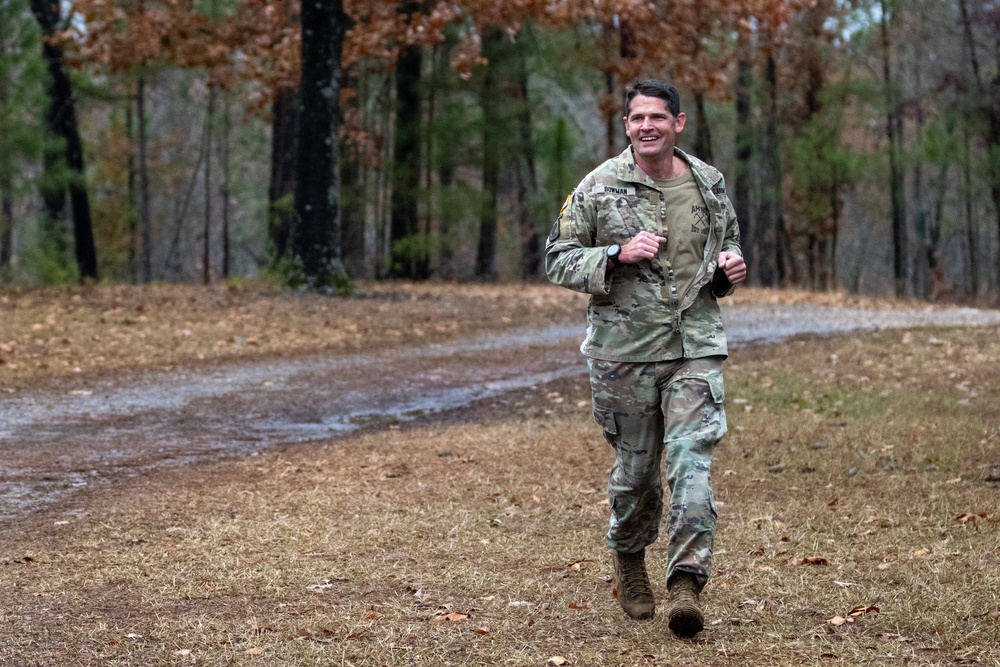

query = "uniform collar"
[614,146,702,188]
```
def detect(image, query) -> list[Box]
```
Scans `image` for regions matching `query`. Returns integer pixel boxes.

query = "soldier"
[545,79,746,637]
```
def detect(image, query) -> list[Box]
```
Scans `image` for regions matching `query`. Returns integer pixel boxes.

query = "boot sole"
[668,603,704,637]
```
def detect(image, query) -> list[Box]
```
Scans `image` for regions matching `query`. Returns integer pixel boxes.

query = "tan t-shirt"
[651,168,709,302]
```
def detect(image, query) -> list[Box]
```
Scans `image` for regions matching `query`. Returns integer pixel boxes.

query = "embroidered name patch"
[603,185,636,196]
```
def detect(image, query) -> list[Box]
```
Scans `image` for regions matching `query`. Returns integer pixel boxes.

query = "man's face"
[624,95,686,165]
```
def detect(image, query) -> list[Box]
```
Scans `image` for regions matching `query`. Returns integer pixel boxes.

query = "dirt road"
[2,302,998,522]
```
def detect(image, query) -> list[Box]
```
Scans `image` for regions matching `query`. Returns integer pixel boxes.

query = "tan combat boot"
[612,549,655,620]
[667,573,704,637]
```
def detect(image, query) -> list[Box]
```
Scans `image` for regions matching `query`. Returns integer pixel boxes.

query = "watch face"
[608,244,621,259]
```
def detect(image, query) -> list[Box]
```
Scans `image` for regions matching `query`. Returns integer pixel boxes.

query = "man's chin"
[634,145,666,160]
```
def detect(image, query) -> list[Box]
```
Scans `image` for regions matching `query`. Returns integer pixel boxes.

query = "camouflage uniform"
[545,146,741,590]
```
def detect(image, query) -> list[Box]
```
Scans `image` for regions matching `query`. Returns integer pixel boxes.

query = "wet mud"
[2,304,998,522]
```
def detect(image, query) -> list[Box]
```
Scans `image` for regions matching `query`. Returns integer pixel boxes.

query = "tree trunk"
[601,21,619,160]
[389,1,425,279]
[756,53,782,287]
[31,0,99,282]
[515,33,540,279]
[125,95,138,283]
[692,91,713,163]
[137,76,152,282]
[958,0,1000,297]
[203,87,215,284]
[963,123,978,299]
[911,43,928,299]
[733,42,755,284]
[829,176,840,289]
[928,161,949,300]
[293,0,346,287]
[220,93,231,279]
[476,29,503,281]
[1,193,12,270]
[340,149,365,277]
[268,86,299,263]
[879,0,907,298]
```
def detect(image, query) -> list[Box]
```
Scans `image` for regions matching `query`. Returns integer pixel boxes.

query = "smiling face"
[624,94,686,172]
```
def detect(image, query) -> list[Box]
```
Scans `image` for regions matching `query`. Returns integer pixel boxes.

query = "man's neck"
[634,149,686,181]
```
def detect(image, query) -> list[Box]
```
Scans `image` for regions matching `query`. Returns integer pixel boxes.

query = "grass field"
[1,284,998,666]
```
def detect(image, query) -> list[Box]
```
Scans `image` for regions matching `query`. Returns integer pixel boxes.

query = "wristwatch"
[606,244,622,267]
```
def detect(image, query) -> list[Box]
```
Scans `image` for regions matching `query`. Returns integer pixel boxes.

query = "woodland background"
[1,0,999,302]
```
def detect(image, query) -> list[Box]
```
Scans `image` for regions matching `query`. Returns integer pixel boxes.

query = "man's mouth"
[640,136,659,142]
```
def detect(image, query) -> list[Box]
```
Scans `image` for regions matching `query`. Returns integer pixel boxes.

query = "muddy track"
[2,303,998,523]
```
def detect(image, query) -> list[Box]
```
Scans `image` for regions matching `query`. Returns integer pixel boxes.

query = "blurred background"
[0,0,997,302]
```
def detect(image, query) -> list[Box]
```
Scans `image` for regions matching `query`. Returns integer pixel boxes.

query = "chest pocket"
[613,193,659,237]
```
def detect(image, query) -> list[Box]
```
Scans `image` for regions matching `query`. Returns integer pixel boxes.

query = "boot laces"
[620,552,652,597]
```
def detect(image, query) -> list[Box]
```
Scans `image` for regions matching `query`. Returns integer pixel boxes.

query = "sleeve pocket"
[707,373,725,404]
[592,404,618,435]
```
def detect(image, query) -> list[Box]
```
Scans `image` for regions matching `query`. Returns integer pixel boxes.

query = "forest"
[0,0,998,302]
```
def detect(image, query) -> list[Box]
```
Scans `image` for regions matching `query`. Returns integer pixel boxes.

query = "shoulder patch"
[548,219,561,242]
[558,193,572,215]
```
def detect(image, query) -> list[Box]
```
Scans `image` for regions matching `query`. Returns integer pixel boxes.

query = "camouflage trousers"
[588,356,727,589]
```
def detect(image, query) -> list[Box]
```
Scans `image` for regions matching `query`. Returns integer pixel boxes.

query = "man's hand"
[619,230,666,264]
[718,251,747,285]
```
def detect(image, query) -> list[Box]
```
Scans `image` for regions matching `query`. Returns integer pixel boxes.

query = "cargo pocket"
[706,372,725,404]
[592,403,618,435]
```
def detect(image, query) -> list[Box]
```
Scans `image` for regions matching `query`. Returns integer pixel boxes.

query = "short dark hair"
[625,79,681,118]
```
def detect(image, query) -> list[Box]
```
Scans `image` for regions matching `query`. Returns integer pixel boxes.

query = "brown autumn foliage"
[65,0,803,106]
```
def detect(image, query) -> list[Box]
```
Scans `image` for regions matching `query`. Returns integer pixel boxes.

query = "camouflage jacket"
[545,146,741,363]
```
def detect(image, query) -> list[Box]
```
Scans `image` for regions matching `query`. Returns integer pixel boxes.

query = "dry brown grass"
[1,285,998,666]
[0,281,588,390]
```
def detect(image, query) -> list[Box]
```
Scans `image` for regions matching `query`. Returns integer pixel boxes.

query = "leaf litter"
[0,285,999,665]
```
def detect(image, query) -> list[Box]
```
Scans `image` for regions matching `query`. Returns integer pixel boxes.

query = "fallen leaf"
[848,604,880,617]
[877,562,893,570]
[568,601,589,610]
[433,611,469,622]
[548,657,570,666]
[474,627,490,636]
[914,548,931,557]
[174,649,192,656]
[245,647,265,655]
[801,556,829,566]
[828,616,849,626]
[827,497,839,507]
[955,513,987,524]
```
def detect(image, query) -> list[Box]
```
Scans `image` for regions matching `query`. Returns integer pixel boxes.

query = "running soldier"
[545,79,746,637]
